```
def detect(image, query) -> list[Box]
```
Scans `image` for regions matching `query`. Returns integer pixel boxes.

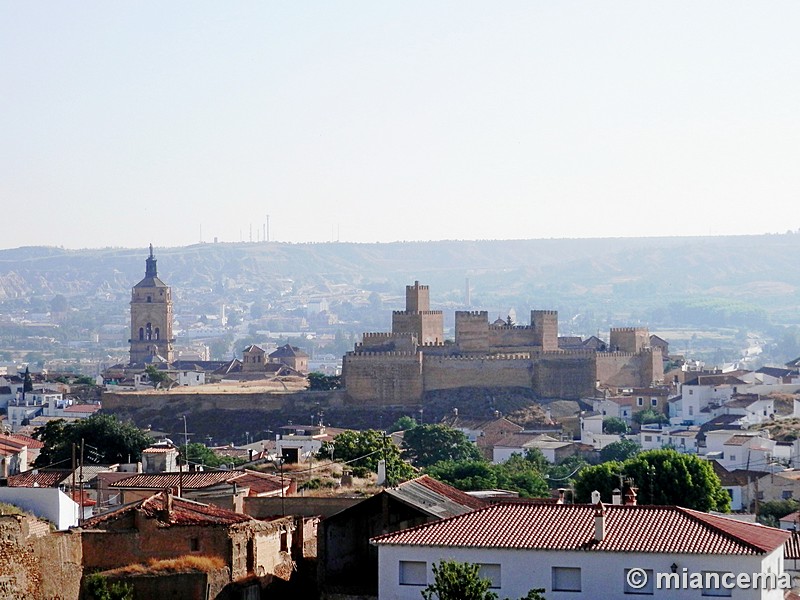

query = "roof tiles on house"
[372,502,790,555]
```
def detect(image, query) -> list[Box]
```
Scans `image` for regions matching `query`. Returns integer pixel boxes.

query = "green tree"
[599,439,641,463]
[389,415,417,433]
[402,424,483,468]
[179,442,247,468]
[144,364,171,390]
[602,417,628,434]
[307,372,342,391]
[85,573,133,600]
[426,459,498,491]
[33,414,152,468]
[421,560,498,600]
[493,454,550,498]
[319,429,415,484]
[758,499,800,527]
[574,449,730,512]
[632,409,668,426]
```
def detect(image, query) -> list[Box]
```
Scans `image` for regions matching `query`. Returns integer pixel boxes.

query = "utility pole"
[79,438,85,525]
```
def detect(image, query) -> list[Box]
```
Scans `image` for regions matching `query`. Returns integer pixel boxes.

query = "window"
[783,490,793,500]
[190,537,199,551]
[688,406,694,416]
[688,389,694,395]
[729,454,736,462]
[644,436,652,442]
[147,296,152,303]
[701,572,733,597]
[552,567,581,592]
[651,398,658,407]
[478,564,501,589]
[624,568,654,595]
[637,397,644,407]
[280,531,288,552]
[399,561,427,586]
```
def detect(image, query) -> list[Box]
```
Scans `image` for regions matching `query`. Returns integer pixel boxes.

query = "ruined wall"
[423,355,533,391]
[342,352,423,405]
[99,571,229,600]
[454,311,490,352]
[244,497,361,520]
[609,327,649,353]
[0,515,83,600]
[596,349,662,388]
[532,352,596,399]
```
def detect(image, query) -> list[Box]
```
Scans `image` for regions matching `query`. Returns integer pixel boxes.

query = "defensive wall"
[422,354,533,391]
[531,351,596,399]
[391,310,444,345]
[341,352,423,406]
[358,332,417,353]
[531,310,559,351]
[596,348,663,388]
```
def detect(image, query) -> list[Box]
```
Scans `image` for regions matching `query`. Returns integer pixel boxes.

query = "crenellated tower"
[391,281,444,344]
[129,245,175,365]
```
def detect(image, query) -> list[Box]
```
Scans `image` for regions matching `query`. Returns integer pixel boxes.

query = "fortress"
[342,281,664,406]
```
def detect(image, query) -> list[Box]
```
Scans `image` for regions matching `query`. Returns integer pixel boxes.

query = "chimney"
[557,488,566,504]
[612,488,622,505]
[624,484,638,506]
[591,490,601,504]
[594,498,605,542]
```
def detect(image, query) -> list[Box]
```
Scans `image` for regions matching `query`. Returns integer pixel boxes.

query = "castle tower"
[391,281,444,345]
[531,310,559,351]
[129,245,175,365]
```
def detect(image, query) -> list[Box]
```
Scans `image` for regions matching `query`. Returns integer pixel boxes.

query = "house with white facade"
[579,413,621,450]
[372,499,791,599]
[704,431,777,472]
[723,395,775,427]
[638,425,699,454]
[492,434,576,464]
[676,374,750,426]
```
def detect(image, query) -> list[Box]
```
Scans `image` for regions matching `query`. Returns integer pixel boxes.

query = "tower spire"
[145,244,158,278]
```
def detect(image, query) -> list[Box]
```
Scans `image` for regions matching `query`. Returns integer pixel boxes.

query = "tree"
[23,366,33,397]
[599,439,641,463]
[144,364,171,390]
[318,429,415,484]
[632,409,668,426]
[388,415,417,433]
[758,499,800,527]
[493,454,550,498]
[602,417,628,434]
[33,414,152,468]
[574,449,730,512]
[402,424,483,468]
[421,560,498,600]
[426,459,498,491]
[307,372,342,391]
[180,442,247,468]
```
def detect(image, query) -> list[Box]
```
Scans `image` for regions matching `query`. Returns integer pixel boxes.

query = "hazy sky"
[2,2,799,250]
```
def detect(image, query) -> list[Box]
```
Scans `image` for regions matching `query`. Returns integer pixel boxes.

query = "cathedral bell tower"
[129,244,175,365]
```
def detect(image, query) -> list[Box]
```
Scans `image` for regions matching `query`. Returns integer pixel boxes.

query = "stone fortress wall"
[342,281,663,406]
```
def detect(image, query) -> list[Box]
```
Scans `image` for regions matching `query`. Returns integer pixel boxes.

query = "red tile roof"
[110,470,237,490]
[2,433,44,449]
[7,469,72,488]
[407,475,486,511]
[81,492,253,529]
[372,502,790,555]
[784,530,800,560]
[228,470,287,496]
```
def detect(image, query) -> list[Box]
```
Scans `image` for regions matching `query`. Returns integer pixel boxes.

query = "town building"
[372,499,791,599]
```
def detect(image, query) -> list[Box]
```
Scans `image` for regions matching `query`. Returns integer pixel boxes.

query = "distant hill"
[1,235,799,344]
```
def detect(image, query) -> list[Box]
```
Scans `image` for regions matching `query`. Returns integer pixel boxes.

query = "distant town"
[2,242,800,599]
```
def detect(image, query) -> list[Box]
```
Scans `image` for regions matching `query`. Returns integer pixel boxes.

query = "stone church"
[128,245,175,365]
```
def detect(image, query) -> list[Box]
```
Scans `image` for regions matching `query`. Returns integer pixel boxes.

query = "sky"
[2,2,799,250]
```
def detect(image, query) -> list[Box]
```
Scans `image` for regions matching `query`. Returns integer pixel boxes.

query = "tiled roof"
[3,433,44,449]
[684,374,747,387]
[81,492,253,529]
[383,475,486,519]
[63,404,102,414]
[785,530,800,559]
[269,344,308,358]
[142,446,178,454]
[372,502,790,555]
[724,434,761,446]
[110,470,240,490]
[8,469,72,488]
[228,470,287,496]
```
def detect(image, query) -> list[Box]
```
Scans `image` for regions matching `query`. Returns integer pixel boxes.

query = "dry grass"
[106,555,226,577]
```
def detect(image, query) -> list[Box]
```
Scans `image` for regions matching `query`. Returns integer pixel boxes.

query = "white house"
[492,434,576,464]
[638,426,699,454]
[678,374,750,426]
[704,431,777,472]
[0,487,80,530]
[372,500,791,600]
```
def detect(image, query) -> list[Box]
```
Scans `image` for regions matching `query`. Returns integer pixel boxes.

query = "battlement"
[420,341,446,347]
[406,282,429,291]
[392,310,443,316]
[489,324,534,331]
[456,311,489,318]
[609,327,648,333]
[531,310,558,316]
[345,351,420,359]
[361,332,412,339]
[426,353,532,362]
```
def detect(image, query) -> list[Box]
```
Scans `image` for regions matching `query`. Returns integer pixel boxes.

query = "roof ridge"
[677,507,780,554]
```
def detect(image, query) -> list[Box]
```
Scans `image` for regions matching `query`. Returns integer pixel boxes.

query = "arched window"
[139,327,144,340]
[146,323,152,340]
[154,327,160,340]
